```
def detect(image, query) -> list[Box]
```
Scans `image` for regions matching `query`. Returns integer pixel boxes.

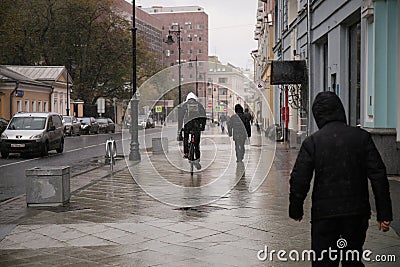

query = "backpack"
[184,100,205,131]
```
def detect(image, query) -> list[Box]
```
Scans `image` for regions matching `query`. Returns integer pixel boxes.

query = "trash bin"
[152,137,168,154]
[25,166,70,207]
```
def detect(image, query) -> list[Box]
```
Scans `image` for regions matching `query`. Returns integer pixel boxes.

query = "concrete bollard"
[25,166,70,207]
[152,137,168,154]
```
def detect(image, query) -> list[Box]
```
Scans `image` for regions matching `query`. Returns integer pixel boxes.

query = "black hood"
[235,104,244,114]
[312,91,347,129]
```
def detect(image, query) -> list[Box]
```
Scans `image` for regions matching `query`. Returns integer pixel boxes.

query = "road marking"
[0,138,127,169]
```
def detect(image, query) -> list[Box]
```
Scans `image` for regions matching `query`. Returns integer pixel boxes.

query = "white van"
[0,112,64,158]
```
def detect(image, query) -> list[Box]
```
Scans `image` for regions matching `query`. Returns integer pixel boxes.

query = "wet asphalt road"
[0,132,124,202]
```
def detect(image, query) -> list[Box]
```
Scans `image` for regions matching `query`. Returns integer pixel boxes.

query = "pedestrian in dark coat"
[244,108,253,125]
[289,91,392,266]
[228,104,251,162]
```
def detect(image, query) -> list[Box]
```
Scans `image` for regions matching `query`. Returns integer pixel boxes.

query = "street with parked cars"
[0,112,117,158]
[97,117,116,133]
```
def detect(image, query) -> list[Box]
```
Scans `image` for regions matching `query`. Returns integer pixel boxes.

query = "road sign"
[155,106,163,113]
[207,102,212,108]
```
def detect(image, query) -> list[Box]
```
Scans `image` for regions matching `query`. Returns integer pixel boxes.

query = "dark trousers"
[234,138,245,161]
[311,215,369,267]
[184,130,201,160]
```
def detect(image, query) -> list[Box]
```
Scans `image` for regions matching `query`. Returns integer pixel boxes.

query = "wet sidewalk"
[0,127,399,266]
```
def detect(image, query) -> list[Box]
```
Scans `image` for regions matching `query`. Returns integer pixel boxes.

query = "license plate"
[11,144,25,148]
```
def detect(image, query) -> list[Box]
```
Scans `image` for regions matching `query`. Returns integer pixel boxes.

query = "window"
[198,49,203,54]
[189,49,193,54]
[17,100,22,112]
[188,62,193,68]
[170,62,174,66]
[24,100,29,112]
[198,36,202,42]
[32,101,36,112]
[44,101,48,112]
[170,50,175,55]
[52,115,62,128]
[188,36,193,42]
[197,24,204,29]
[38,101,42,112]
[218,78,228,84]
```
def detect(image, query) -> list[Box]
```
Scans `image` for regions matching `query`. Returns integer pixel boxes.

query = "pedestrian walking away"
[227,104,251,162]
[180,92,207,170]
[289,91,393,267]
[244,107,253,125]
[219,114,228,133]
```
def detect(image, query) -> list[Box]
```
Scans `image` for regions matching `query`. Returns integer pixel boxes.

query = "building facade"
[113,0,164,66]
[253,0,276,132]
[0,66,72,120]
[255,0,399,173]
[142,6,209,100]
[207,56,257,121]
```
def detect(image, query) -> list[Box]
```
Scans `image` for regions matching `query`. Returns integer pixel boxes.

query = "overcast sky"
[134,0,259,70]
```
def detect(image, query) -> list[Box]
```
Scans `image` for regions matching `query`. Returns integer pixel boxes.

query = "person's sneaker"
[183,153,188,159]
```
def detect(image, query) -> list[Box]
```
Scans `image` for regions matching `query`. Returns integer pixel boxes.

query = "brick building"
[142,6,209,99]
[112,0,163,66]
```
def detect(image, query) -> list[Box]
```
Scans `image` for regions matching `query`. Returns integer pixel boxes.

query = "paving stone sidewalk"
[0,128,399,266]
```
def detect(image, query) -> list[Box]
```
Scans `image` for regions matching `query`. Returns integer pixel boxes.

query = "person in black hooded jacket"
[228,104,251,162]
[289,91,392,266]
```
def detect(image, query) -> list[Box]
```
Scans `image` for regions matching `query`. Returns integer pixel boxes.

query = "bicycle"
[105,137,117,173]
[187,130,201,176]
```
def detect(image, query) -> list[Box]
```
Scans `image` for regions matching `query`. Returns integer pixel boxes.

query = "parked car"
[97,117,115,133]
[0,118,8,134]
[78,117,99,134]
[0,112,64,158]
[62,116,81,136]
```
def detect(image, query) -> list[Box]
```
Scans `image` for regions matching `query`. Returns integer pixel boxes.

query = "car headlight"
[30,133,43,140]
[1,132,7,139]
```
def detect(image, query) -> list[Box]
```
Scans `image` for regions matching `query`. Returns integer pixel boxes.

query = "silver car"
[0,112,64,158]
[62,116,81,136]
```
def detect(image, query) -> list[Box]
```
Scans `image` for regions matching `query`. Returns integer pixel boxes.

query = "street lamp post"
[129,0,140,161]
[166,24,183,141]
[66,70,70,116]
[211,86,213,122]
[190,56,198,96]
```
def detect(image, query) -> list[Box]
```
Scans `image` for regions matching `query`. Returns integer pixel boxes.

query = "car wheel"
[1,151,9,158]
[41,142,49,157]
[56,138,64,153]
